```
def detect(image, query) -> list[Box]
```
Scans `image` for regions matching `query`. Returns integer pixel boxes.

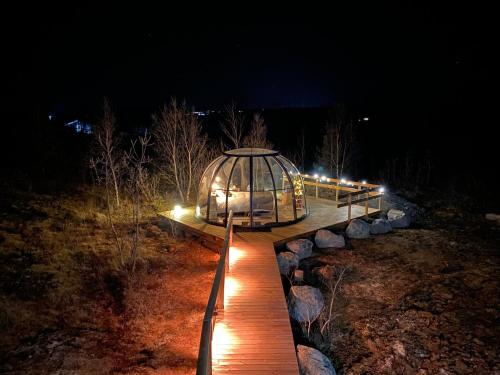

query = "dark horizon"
[1,4,497,203]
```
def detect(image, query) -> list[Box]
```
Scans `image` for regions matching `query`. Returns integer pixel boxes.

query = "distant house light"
[48,114,53,121]
[65,119,92,134]
[363,117,369,121]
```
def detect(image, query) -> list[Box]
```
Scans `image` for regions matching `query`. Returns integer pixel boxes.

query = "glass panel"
[222,157,251,223]
[277,156,307,218]
[276,188,295,223]
[251,188,276,226]
[197,156,225,218]
[267,157,291,190]
[252,157,275,191]
[208,157,237,223]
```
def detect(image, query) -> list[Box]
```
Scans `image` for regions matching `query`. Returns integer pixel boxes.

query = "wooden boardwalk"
[213,236,299,374]
[161,197,379,374]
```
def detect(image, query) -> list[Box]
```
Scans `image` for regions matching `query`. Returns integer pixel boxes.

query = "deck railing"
[302,175,384,219]
[196,210,234,375]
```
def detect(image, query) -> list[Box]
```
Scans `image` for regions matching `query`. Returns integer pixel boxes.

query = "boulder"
[286,239,313,260]
[369,218,393,234]
[297,345,336,375]
[346,219,370,239]
[277,252,299,275]
[315,230,345,248]
[288,286,324,322]
[388,209,410,228]
[486,213,500,225]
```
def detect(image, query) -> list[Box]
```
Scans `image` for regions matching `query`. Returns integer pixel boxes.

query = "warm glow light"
[195,206,201,216]
[379,187,385,193]
[212,322,236,364]
[224,276,240,305]
[340,178,347,184]
[313,174,319,179]
[362,180,367,184]
[172,205,183,218]
[212,182,220,190]
[215,176,221,183]
[229,246,245,269]
[321,175,327,181]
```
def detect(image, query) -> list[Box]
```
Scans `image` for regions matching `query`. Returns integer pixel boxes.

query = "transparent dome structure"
[196,148,308,228]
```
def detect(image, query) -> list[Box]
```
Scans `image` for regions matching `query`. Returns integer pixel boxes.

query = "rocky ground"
[292,207,500,374]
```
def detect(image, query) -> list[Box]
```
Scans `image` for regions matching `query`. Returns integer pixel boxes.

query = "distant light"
[215,176,221,183]
[321,175,327,181]
[379,187,385,194]
[173,205,184,218]
[48,114,53,121]
[363,117,369,121]
[362,180,367,184]
[212,182,220,190]
[340,178,347,184]
[313,174,319,179]
[195,206,201,216]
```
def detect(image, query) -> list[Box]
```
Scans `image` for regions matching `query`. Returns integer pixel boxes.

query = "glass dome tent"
[196,148,308,228]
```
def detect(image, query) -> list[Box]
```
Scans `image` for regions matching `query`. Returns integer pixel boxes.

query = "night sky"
[1,3,496,189]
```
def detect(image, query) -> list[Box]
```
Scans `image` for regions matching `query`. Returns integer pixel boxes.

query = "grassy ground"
[0,188,218,374]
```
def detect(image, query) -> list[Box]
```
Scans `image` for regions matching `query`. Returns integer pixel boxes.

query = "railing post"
[315,180,319,198]
[348,194,352,220]
[378,196,382,210]
[365,191,369,216]
[335,184,339,204]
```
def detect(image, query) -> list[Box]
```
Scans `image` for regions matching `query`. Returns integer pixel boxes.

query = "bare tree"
[243,113,273,149]
[316,106,354,179]
[124,130,152,272]
[153,99,215,203]
[90,99,122,207]
[320,267,346,335]
[220,102,245,149]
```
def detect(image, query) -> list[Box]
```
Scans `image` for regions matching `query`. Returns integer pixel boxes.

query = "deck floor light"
[173,205,184,218]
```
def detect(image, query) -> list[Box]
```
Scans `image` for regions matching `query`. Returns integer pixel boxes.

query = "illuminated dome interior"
[196,148,308,228]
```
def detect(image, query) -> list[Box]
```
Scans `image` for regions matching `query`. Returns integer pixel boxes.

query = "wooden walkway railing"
[197,211,233,375]
[302,175,384,220]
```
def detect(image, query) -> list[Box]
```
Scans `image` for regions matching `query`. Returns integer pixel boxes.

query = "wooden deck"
[161,197,379,374]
